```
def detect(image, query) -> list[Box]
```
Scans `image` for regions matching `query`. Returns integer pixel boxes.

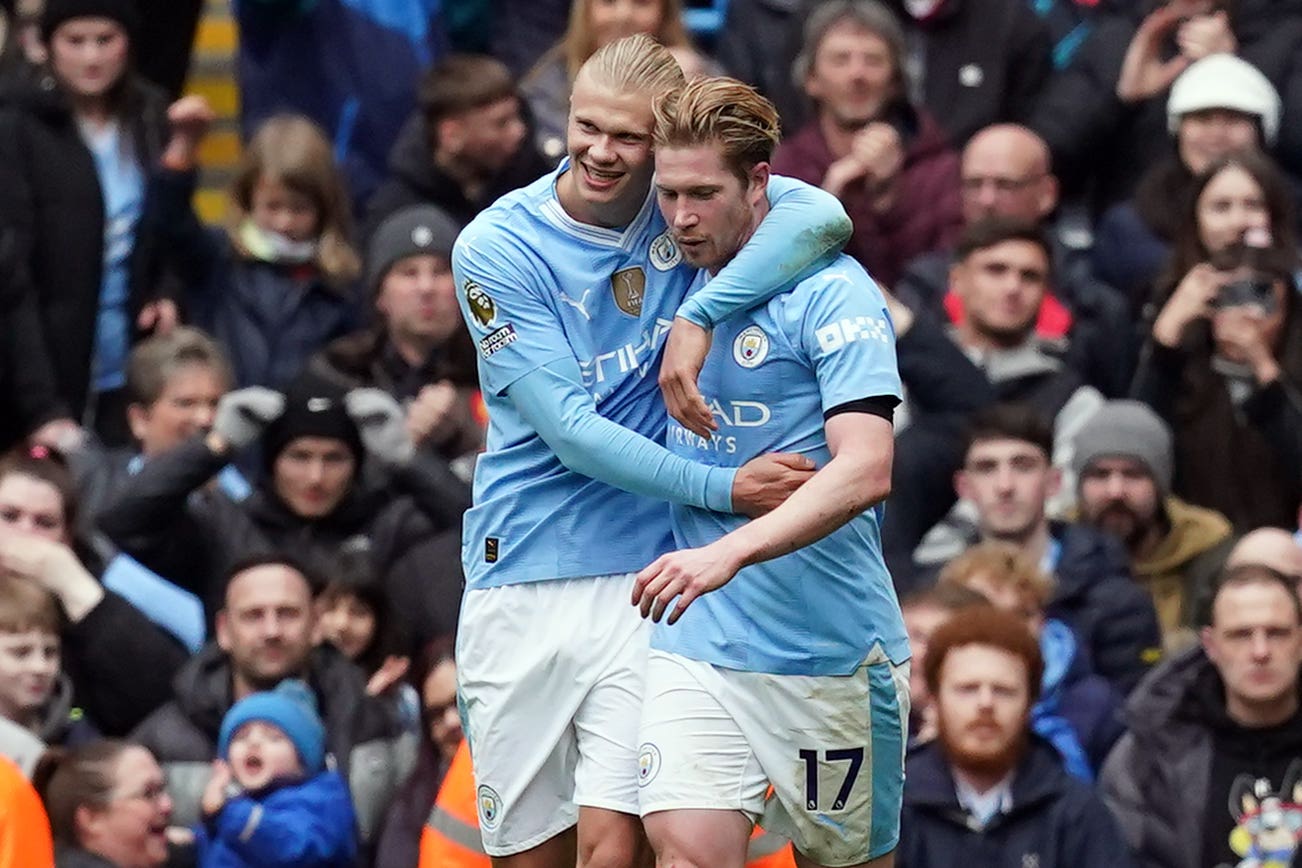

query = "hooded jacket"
[0,68,171,426]
[1130,497,1234,647]
[772,106,962,288]
[131,644,414,844]
[1100,645,1302,868]
[362,111,550,239]
[98,435,469,654]
[899,738,1135,868]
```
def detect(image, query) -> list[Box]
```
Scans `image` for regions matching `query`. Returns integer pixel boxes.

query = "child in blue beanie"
[195,679,358,866]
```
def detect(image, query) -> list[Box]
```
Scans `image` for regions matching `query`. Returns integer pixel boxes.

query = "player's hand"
[632,540,745,624]
[660,316,716,438]
[731,452,816,517]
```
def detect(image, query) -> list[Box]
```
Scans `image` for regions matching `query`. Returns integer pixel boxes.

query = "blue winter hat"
[218,679,326,774]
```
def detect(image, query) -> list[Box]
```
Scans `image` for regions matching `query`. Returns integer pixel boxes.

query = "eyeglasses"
[960,174,1045,195]
[115,781,169,805]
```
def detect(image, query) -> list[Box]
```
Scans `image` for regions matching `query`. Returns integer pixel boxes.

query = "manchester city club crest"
[611,267,646,317]
[649,231,682,271]
[638,743,662,787]
[477,784,503,829]
[733,325,770,368]
[465,280,496,328]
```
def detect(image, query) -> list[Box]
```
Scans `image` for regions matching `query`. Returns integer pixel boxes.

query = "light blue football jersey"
[651,255,911,676]
[452,160,838,590]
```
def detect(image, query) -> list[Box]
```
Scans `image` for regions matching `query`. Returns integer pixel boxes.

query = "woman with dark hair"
[32,739,174,868]
[373,641,459,868]
[0,0,178,447]
[1092,53,1283,314]
[1131,150,1302,531]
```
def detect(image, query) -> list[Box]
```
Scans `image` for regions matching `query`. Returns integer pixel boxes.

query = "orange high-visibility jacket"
[418,741,797,868]
[0,755,53,868]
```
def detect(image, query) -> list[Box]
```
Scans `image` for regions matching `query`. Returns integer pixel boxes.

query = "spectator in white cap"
[311,205,485,466]
[1092,53,1282,313]
[1072,399,1234,649]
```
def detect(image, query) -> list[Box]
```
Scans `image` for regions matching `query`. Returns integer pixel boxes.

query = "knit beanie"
[218,680,326,775]
[41,0,140,41]
[1167,54,1281,146]
[365,205,461,294]
[1071,401,1174,496]
[261,375,364,471]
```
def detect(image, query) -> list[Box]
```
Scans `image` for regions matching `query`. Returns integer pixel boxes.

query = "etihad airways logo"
[579,317,674,397]
[668,399,773,454]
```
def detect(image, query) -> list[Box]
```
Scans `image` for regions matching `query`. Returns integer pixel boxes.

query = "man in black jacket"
[1101,564,1302,868]
[131,555,414,847]
[896,124,1135,397]
[312,205,484,467]
[899,605,1133,868]
[362,54,550,239]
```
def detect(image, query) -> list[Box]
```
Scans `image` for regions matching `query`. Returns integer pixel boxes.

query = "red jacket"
[773,109,963,289]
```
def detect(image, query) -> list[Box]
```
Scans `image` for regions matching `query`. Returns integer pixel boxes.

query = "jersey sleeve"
[675,175,852,328]
[792,263,903,413]
[509,359,737,512]
[453,225,574,397]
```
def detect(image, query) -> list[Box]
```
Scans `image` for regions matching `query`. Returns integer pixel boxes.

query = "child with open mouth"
[195,679,358,866]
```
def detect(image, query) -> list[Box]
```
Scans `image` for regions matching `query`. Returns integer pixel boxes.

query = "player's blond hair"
[938,542,1055,611]
[578,34,686,105]
[653,76,780,183]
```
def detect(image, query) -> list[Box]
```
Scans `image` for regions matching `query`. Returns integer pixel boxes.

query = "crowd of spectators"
[0,0,1299,865]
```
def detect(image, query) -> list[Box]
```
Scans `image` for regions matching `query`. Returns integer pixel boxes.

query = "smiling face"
[1178,108,1261,175]
[79,747,173,868]
[804,19,897,128]
[654,143,766,273]
[227,720,304,791]
[0,628,59,724]
[562,72,657,227]
[1197,164,1271,255]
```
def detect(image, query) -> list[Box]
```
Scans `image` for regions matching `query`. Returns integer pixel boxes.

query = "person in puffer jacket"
[195,679,357,867]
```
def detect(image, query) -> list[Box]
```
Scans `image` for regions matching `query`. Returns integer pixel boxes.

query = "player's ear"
[749,161,771,206]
